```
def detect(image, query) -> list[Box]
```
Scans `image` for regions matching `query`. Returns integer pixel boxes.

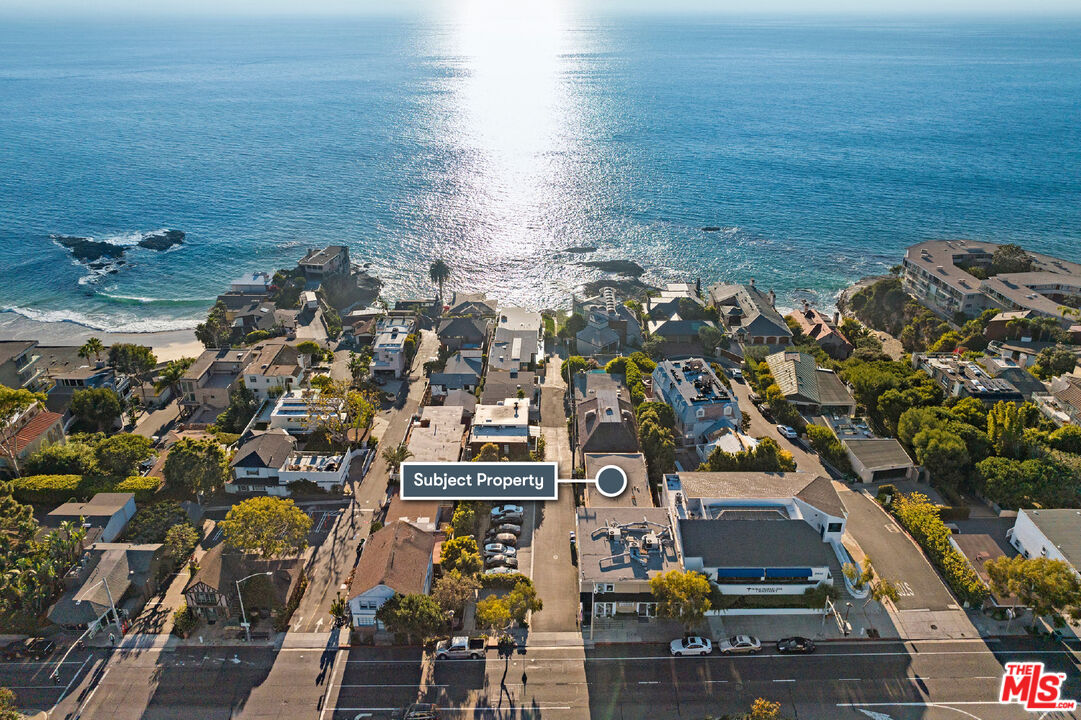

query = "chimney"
[768,289,776,308]
[749,278,756,287]
[833,311,840,326]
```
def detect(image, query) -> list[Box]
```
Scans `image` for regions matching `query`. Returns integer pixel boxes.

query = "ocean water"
[1,12,1080,332]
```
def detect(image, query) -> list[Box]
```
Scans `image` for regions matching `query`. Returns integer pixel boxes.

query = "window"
[594,602,616,618]
[637,603,656,618]
[593,583,614,594]
[827,523,842,533]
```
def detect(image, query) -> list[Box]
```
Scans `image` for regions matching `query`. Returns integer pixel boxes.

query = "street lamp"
[842,602,854,637]
[237,572,274,642]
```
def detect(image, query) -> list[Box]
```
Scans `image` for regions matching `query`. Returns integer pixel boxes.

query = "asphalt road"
[37,636,1081,720]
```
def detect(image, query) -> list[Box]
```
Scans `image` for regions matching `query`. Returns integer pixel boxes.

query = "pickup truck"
[434,636,486,660]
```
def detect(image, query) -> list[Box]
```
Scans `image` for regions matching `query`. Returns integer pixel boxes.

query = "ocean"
[1,11,1080,332]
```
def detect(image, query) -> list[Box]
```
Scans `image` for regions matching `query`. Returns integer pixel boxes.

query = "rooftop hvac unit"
[607,527,621,541]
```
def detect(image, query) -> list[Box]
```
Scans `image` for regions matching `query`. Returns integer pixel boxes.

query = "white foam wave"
[3,305,200,333]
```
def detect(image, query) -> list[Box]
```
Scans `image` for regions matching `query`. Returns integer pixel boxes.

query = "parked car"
[486,533,518,547]
[493,523,522,536]
[434,636,485,660]
[495,512,524,525]
[484,566,515,576]
[485,554,518,569]
[390,702,442,719]
[776,637,816,654]
[730,368,743,381]
[718,635,761,654]
[669,636,712,656]
[776,424,799,439]
[25,638,55,659]
[491,505,524,518]
[483,543,517,557]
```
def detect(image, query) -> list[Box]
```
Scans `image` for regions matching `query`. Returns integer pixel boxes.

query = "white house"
[347,521,435,628]
[1007,509,1081,578]
[277,451,351,492]
[242,342,308,401]
[227,430,297,496]
[45,493,137,544]
[372,318,416,379]
[269,389,343,435]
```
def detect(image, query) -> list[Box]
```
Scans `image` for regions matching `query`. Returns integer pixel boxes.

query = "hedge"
[273,572,309,632]
[890,492,988,606]
[14,474,162,504]
[480,572,534,590]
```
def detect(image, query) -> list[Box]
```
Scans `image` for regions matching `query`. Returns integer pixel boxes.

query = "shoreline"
[0,310,203,363]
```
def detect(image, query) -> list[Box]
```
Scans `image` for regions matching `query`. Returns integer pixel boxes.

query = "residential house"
[467,398,534,460]
[372,317,416,379]
[0,402,64,476]
[179,348,255,414]
[442,389,477,421]
[663,471,848,598]
[406,406,466,464]
[643,283,718,345]
[912,353,1024,405]
[227,430,297,495]
[574,288,642,355]
[444,291,498,318]
[790,303,852,360]
[983,310,1035,342]
[696,428,759,465]
[430,350,484,399]
[1044,375,1081,426]
[230,300,278,337]
[299,245,350,279]
[385,495,451,534]
[982,357,1048,399]
[710,280,792,346]
[574,507,678,622]
[229,272,272,295]
[819,416,915,483]
[650,359,741,445]
[582,453,651,508]
[269,389,342,435]
[489,307,543,372]
[48,542,164,633]
[0,340,48,392]
[1007,509,1081,580]
[436,317,491,352]
[183,544,303,622]
[576,383,638,455]
[241,342,307,401]
[988,338,1068,370]
[347,520,436,628]
[479,370,538,408]
[277,450,351,492]
[765,351,857,415]
[44,493,137,543]
[40,346,131,416]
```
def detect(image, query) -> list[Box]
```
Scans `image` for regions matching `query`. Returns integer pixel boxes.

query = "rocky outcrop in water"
[53,235,127,263]
[137,229,185,250]
[578,259,645,277]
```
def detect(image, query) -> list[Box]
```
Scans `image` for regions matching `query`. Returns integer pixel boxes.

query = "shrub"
[114,475,164,501]
[480,572,534,590]
[126,501,189,543]
[13,473,162,504]
[273,572,309,632]
[890,492,987,606]
[173,604,198,637]
[805,425,852,473]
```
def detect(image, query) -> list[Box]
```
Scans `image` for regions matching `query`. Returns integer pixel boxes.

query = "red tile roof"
[14,411,63,454]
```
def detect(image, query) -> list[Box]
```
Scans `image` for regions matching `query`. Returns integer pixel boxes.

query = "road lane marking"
[55,653,93,704]
[773,679,795,682]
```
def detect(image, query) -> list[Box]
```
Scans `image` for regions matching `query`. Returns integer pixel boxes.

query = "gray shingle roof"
[679,518,835,568]
[231,430,295,469]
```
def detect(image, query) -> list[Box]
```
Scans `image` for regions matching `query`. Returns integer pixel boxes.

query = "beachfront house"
[241,341,308,401]
[180,348,255,420]
[372,317,416,379]
[298,245,350,279]
[710,280,792,347]
[650,358,741,445]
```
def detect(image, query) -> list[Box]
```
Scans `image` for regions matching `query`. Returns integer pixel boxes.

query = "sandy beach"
[0,310,204,363]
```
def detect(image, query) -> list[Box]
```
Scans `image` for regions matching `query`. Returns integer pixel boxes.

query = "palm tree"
[78,337,105,363]
[381,443,413,473]
[155,357,194,401]
[428,259,451,301]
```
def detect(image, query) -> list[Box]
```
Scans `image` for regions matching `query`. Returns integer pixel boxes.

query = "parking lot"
[480,504,533,579]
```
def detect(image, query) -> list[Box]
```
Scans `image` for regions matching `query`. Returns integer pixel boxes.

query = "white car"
[730,368,743,381]
[484,566,515,576]
[776,424,799,439]
[491,505,524,518]
[669,636,712,656]
[483,543,517,557]
[717,635,761,654]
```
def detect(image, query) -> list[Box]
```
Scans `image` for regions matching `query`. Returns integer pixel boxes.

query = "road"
[40,638,1080,720]
[727,377,826,473]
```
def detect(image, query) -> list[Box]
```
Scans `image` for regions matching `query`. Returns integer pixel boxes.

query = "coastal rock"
[581,277,658,300]
[702,226,721,232]
[565,246,598,254]
[137,229,185,251]
[53,235,127,263]
[578,259,645,277]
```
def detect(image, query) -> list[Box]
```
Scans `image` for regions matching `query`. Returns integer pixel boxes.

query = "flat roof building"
[912,353,1024,404]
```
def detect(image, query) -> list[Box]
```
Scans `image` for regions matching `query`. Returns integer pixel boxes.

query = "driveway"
[837,485,959,611]
[727,379,826,474]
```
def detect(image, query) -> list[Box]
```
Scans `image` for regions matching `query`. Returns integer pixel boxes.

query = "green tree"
[195,301,231,348]
[700,436,796,473]
[154,357,195,400]
[163,437,228,499]
[163,523,199,562]
[311,380,379,447]
[428,258,451,300]
[296,340,323,363]
[127,501,190,543]
[985,555,1081,618]
[382,442,413,474]
[432,569,480,616]
[94,433,153,477]
[636,401,675,429]
[475,595,512,636]
[990,243,1034,274]
[473,442,502,462]
[987,401,1025,459]
[450,504,476,537]
[215,379,258,433]
[0,686,21,720]
[70,387,122,433]
[640,335,666,360]
[78,337,105,363]
[506,578,543,623]
[24,441,95,476]
[561,355,588,383]
[638,417,675,483]
[912,428,969,488]
[1047,424,1081,454]
[1031,345,1078,380]
[220,496,312,557]
[440,535,482,575]
[375,593,446,643]
[649,569,712,630]
[697,325,725,353]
